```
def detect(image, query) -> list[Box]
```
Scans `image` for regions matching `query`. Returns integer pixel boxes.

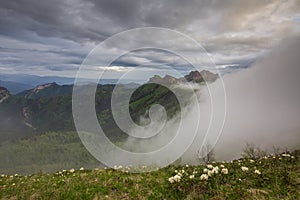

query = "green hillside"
[0,132,100,175]
[0,83,184,142]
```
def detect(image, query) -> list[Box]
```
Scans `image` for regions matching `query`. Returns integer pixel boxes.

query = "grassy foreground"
[0,150,299,200]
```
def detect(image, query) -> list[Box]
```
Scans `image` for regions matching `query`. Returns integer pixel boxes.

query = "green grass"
[1,150,299,199]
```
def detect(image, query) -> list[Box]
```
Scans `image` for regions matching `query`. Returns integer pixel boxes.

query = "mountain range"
[0,70,218,142]
[0,70,218,174]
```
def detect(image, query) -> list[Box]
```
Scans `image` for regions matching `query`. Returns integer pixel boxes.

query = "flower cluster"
[168,164,229,184]
[168,169,186,183]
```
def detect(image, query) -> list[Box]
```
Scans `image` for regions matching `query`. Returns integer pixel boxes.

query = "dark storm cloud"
[1,0,298,43]
[0,0,109,43]
[0,0,299,77]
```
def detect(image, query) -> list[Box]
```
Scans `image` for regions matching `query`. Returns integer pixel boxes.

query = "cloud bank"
[104,36,300,168]
[183,35,300,162]
[0,0,299,78]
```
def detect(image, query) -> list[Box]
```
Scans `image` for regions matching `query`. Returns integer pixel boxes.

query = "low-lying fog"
[122,36,300,166]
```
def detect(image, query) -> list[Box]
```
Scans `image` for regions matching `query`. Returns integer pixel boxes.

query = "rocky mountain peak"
[148,74,183,85]
[148,70,218,85]
[184,70,218,83]
[24,82,58,99]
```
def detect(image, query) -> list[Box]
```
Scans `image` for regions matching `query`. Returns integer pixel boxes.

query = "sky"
[0,0,299,80]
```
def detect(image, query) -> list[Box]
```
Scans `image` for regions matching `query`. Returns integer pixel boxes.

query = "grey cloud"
[1,0,298,43]
[0,0,299,76]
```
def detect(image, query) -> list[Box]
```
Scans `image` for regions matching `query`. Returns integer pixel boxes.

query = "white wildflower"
[221,168,229,174]
[185,164,189,168]
[212,167,219,174]
[173,174,181,182]
[200,174,209,181]
[241,166,249,171]
[254,170,261,175]
[79,167,84,171]
[282,153,291,157]
[220,164,225,168]
[69,169,75,173]
[207,170,214,177]
[189,175,195,179]
[249,159,255,163]
[213,166,219,171]
[203,168,208,173]
[207,164,213,169]
[168,177,174,183]
[291,156,295,159]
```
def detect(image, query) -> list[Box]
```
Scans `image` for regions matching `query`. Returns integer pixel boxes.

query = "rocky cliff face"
[148,70,218,85]
[149,75,183,85]
[23,82,57,99]
[184,70,218,83]
[0,87,10,103]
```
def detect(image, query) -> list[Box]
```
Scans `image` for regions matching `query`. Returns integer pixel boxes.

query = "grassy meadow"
[0,149,299,200]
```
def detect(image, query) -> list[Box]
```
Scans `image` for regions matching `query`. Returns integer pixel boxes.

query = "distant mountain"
[0,80,33,94]
[0,74,139,86]
[16,82,73,99]
[149,75,181,85]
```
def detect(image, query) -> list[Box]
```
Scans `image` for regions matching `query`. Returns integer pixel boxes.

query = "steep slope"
[0,87,10,103]
[16,82,73,99]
